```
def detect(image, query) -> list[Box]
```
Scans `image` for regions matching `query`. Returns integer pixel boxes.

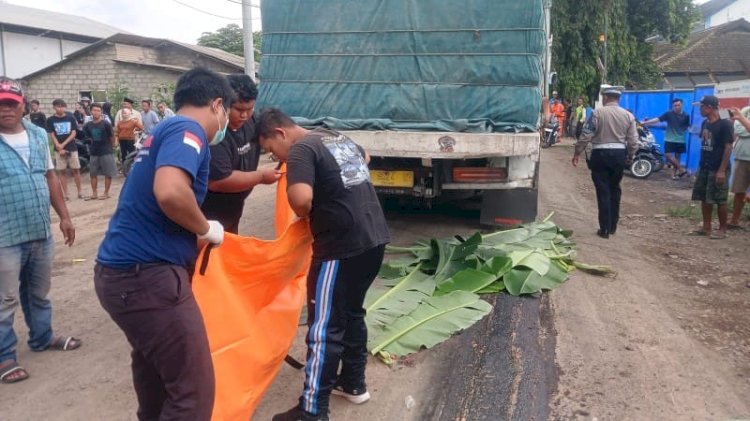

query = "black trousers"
[588,149,626,234]
[298,245,386,416]
[94,263,215,421]
[119,139,136,164]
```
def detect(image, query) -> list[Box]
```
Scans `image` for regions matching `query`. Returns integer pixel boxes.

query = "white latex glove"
[198,220,224,245]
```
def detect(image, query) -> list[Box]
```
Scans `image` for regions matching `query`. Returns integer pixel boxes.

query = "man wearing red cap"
[0,77,80,384]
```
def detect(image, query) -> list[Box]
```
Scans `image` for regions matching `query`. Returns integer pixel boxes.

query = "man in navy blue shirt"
[94,68,235,421]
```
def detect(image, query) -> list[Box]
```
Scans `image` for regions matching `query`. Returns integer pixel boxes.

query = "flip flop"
[98,195,110,200]
[83,196,98,201]
[47,336,82,351]
[727,224,744,231]
[687,230,708,236]
[709,232,727,240]
[0,360,29,384]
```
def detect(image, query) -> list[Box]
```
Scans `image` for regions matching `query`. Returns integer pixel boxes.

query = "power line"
[169,0,242,20]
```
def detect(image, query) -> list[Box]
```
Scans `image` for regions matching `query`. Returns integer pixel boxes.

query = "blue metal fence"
[620,86,715,172]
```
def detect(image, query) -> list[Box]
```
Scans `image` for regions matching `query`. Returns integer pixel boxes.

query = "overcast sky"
[7,0,261,44]
[9,0,710,45]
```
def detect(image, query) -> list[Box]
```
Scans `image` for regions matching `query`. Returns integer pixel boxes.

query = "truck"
[258,0,551,225]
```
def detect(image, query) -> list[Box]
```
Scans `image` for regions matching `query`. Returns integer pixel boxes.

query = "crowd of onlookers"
[21,96,176,201]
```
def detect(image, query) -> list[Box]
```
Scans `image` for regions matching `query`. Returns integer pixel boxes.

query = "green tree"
[150,82,176,109]
[107,81,131,115]
[551,0,698,102]
[197,24,263,61]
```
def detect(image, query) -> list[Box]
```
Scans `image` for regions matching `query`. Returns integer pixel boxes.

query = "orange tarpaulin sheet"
[193,165,311,420]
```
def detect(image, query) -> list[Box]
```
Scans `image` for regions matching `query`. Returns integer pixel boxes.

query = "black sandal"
[0,360,29,384]
[47,336,82,351]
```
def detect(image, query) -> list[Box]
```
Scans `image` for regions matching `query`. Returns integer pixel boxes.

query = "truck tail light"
[452,167,508,182]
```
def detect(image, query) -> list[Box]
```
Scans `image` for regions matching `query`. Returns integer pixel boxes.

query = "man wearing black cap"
[114,97,143,126]
[572,86,638,238]
[691,95,734,239]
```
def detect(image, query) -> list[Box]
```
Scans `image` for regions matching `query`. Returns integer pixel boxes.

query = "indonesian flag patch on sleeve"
[183,131,203,153]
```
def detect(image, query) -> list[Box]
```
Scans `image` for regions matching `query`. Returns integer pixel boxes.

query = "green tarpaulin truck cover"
[258,0,545,133]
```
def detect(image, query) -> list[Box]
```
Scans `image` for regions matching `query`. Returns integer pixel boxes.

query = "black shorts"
[664,142,686,154]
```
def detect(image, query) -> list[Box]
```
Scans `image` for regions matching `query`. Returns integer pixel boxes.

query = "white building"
[0,2,125,78]
[700,0,750,30]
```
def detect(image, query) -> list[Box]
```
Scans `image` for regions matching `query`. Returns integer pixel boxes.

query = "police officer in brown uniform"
[572,86,638,238]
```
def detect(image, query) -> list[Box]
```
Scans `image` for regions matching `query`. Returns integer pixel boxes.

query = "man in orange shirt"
[550,91,566,139]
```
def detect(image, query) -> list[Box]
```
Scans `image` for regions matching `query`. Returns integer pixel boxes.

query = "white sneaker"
[331,385,371,404]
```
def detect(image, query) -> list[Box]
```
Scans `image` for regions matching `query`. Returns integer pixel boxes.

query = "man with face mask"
[201,74,281,234]
[94,67,235,421]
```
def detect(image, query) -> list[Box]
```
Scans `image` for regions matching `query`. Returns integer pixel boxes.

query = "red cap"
[0,79,24,103]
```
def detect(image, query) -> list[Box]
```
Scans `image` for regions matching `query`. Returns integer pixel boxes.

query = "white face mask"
[210,106,229,146]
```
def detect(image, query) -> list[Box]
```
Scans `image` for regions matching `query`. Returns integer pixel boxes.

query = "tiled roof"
[171,41,246,69]
[654,18,750,74]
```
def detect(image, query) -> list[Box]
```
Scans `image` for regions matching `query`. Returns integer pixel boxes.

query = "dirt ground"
[1,146,749,420]
[544,141,750,421]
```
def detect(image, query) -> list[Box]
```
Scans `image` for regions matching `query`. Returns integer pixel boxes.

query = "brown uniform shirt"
[575,102,638,157]
[116,119,143,141]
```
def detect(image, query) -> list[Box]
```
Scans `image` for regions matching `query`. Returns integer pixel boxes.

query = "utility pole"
[241,0,255,81]
[603,0,610,84]
[543,0,552,95]
[603,13,609,84]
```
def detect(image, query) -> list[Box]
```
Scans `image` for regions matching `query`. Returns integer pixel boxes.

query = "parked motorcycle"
[121,129,147,177]
[75,139,90,172]
[540,118,560,149]
[627,124,664,179]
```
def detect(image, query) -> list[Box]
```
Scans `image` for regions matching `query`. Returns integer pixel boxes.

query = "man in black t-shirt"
[200,74,280,234]
[258,108,390,421]
[27,99,46,129]
[46,99,82,200]
[82,103,117,199]
[690,96,734,239]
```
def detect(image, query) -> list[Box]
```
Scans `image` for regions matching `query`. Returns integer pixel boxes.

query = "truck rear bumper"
[343,130,540,159]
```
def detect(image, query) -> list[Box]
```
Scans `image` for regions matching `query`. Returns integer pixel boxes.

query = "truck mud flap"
[480,188,538,226]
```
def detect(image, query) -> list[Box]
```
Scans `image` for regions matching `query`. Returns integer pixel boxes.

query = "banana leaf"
[477,281,506,294]
[378,264,410,280]
[365,264,436,329]
[482,227,531,245]
[509,250,551,276]
[435,268,498,295]
[368,291,492,355]
[480,256,513,277]
[503,266,567,296]
[430,232,482,282]
[386,244,434,261]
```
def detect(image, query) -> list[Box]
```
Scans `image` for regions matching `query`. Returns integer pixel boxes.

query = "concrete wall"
[24,44,182,115]
[708,2,750,28]
[0,30,93,78]
[24,44,118,115]
[23,42,242,115]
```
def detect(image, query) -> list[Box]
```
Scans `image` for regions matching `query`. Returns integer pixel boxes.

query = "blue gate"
[620,86,715,172]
